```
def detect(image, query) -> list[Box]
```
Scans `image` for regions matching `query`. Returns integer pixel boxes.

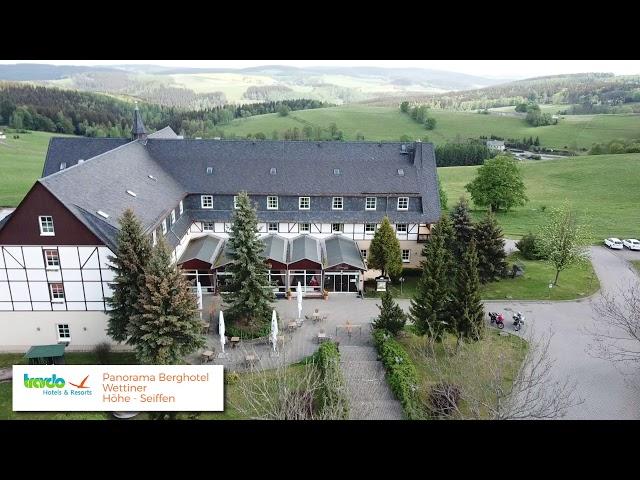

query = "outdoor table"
[230,336,240,348]
[316,332,328,344]
[201,350,214,363]
[245,354,258,368]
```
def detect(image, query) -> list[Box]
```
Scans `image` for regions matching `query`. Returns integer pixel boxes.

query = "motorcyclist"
[497,312,504,323]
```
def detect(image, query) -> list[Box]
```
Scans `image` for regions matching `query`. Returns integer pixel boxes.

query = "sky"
[1,60,638,79]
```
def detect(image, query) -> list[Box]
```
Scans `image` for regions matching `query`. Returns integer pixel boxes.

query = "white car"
[622,239,640,251]
[604,238,624,250]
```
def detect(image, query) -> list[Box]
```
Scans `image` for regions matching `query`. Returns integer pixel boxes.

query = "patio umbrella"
[196,281,203,318]
[297,281,303,321]
[219,310,226,354]
[270,310,278,352]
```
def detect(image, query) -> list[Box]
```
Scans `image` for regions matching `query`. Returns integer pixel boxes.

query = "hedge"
[312,341,349,419]
[372,329,421,419]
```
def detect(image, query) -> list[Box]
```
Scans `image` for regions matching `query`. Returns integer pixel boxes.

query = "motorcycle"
[512,312,525,331]
[488,312,505,329]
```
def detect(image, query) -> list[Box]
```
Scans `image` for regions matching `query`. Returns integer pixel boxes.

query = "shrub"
[94,342,111,364]
[372,291,407,335]
[516,233,545,260]
[225,371,240,385]
[372,329,420,418]
[428,382,462,418]
[313,341,349,419]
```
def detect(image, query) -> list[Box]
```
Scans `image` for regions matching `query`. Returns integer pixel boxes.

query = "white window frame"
[152,229,157,246]
[299,223,310,233]
[39,216,55,236]
[332,223,344,233]
[402,249,411,263]
[201,195,213,209]
[365,223,376,233]
[179,200,184,215]
[203,222,214,232]
[396,223,408,233]
[299,197,310,210]
[56,323,70,340]
[49,283,65,302]
[365,197,377,211]
[170,210,176,225]
[233,196,239,209]
[268,222,278,233]
[332,197,343,210]
[267,196,278,210]
[44,249,60,269]
[397,197,409,211]
[162,219,168,235]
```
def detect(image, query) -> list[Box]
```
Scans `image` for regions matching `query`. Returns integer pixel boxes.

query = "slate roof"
[324,235,366,270]
[262,234,288,264]
[289,235,322,265]
[42,137,130,177]
[177,234,223,265]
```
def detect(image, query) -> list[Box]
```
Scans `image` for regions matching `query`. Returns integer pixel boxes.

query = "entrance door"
[324,272,359,293]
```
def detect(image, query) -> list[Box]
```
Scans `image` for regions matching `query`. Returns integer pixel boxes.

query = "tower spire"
[131,101,147,141]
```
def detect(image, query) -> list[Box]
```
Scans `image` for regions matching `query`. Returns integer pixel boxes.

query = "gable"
[0,182,103,246]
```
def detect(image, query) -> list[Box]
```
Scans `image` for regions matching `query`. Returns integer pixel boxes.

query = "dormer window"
[201,195,213,209]
[170,210,176,225]
[207,167,213,175]
[333,168,341,176]
[270,168,277,175]
[162,218,168,234]
[365,197,376,211]
[179,200,184,215]
[397,197,409,211]
[39,216,55,236]
[332,197,343,210]
[397,168,405,176]
[267,196,278,210]
[299,197,310,210]
[59,162,66,171]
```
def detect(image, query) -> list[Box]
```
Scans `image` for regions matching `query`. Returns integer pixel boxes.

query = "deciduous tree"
[367,216,403,278]
[465,155,528,212]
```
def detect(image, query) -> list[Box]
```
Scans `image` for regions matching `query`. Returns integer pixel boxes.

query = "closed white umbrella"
[219,310,226,354]
[196,282,203,319]
[297,281,303,321]
[270,310,278,352]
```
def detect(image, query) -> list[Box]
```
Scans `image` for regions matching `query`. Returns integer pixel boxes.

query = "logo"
[69,375,90,389]
[23,373,65,389]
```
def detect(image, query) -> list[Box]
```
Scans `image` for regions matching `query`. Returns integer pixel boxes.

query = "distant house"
[486,140,505,151]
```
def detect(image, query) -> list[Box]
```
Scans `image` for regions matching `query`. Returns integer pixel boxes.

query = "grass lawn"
[0,352,311,420]
[481,253,599,300]
[632,260,640,274]
[438,153,640,241]
[0,129,72,207]
[398,329,528,419]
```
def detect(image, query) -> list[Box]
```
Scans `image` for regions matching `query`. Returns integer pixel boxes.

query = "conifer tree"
[222,191,273,329]
[475,212,507,284]
[372,291,407,336]
[450,197,474,262]
[367,216,403,278]
[106,209,151,343]
[130,238,205,365]
[450,240,485,345]
[410,217,455,340]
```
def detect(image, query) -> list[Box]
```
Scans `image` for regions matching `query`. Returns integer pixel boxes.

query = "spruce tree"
[372,291,407,336]
[367,216,403,278]
[450,240,485,344]
[106,209,151,343]
[130,238,205,365]
[450,197,474,262]
[410,217,454,340]
[475,212,507,284]
[222,191,273,329]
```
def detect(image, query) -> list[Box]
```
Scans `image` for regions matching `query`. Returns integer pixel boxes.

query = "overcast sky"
[1,60,638,78]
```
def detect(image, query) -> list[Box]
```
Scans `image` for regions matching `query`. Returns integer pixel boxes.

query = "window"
[56,323,70,341]
[49,283,65,302]
[365,197,377,210]
[360,249,367,259]
[402,249,411,263]
[365,223,376,233]
[396,223,408,233]
[299,223,310,233]
[152,229,157,246]
[179,200,184,215]
[97,210,109,219]
[267,196,278,210]
[332,197,343,210]
[170,210,176,225]
[43,249,59,268]
[203,222,214,232]
[39,216,55,236]
[162,219,168,235]
[397,168,405,176]
[333,168,341,175]
[206,167,213,175]
[233,196,239,209]
[397,197,409,210]
[268,222,278,233]
[59,162,66,171]
[299,197,310,210]
[201,195,213,209]
[332,223,344,233]
[270,167,277,175]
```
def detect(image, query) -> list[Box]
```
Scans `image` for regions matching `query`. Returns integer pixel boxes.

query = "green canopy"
[25,344,66,359]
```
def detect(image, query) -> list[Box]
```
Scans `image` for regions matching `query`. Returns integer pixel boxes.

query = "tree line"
[400,102,437,130]
[435,141,496,167]
[0,82,330,138]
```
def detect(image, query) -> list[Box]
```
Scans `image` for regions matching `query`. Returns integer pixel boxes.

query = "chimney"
[131,101,147,141]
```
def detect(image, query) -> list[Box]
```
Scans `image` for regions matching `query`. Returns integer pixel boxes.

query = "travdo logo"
[23,373,66,389]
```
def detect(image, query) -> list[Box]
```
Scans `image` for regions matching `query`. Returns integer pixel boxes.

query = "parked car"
[622,238,640,251]
[604,238,624,250]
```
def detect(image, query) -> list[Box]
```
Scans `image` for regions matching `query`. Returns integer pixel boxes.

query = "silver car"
[604,238,624,250]
[622,239,640,251]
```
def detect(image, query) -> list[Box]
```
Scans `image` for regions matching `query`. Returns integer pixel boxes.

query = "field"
[218,105,640,150]
[439,153,640,241]
[0,129,70,207]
